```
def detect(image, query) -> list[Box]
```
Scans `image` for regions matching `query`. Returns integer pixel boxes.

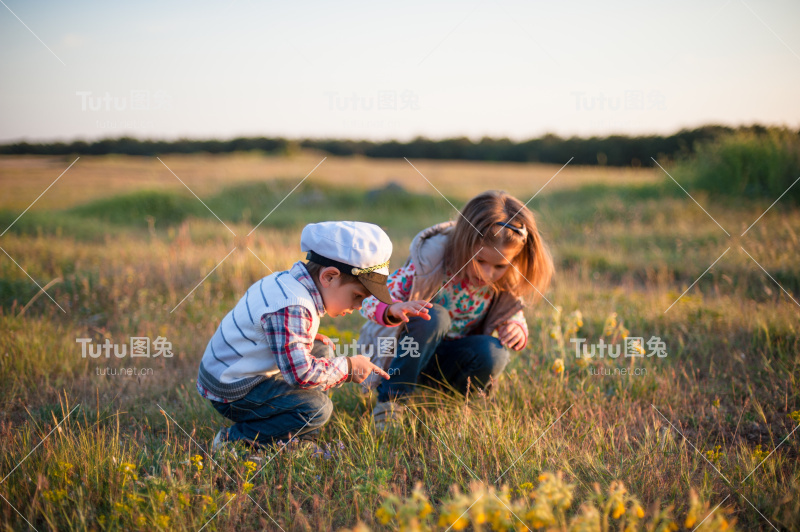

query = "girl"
[358,190,554,428]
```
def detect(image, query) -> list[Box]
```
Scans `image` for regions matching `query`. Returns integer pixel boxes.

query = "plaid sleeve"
[261,306,349,390]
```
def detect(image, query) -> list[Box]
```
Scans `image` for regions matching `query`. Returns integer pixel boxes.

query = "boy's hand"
[497,322,526,351]
[315,332,336,350]
[386,300,433,324]
[348,355,390,384]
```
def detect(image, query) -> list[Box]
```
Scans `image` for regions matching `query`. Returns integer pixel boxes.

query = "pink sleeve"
[360,262,416,324]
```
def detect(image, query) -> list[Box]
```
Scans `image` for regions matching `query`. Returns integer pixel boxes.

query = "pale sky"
[1,0,799,143]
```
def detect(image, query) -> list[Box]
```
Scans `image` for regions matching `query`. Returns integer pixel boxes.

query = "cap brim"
[358,273,393,305]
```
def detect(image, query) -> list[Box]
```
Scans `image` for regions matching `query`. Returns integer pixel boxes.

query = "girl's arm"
[360,261,416,325]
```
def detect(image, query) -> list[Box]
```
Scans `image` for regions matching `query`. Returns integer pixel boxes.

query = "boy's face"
[317,267,371,317]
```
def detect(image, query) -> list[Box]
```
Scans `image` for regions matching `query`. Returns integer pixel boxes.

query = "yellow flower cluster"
[344,472,737,532]
[190,454,204,472]
[374,482,435,531]
[603,311,634,345]
[705,445,723,463]
[752,444,768,461]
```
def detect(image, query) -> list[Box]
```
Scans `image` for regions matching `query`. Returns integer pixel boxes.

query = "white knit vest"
[197,268,320,401]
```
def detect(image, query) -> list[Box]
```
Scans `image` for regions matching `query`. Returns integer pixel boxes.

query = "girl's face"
[467,244,520,286]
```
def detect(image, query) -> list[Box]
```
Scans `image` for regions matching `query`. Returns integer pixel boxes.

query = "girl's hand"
[386,300,433,323]
[497,322,526,351]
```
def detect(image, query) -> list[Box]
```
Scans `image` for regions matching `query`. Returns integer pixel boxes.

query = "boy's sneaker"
[372,400,404,432]
[212,427,229,453]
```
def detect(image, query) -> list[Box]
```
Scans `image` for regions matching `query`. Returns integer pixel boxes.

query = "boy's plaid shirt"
[262,262,348,390]
[197,261,348,402]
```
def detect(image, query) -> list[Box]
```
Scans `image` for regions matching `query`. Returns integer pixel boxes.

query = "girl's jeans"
[210,341,333,446]
[376,304,510,403]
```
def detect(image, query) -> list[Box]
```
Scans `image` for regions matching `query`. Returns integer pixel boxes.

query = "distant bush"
[68,190,203,226]
[678,128,800,202]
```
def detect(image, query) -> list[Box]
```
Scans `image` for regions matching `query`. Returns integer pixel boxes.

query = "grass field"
[0,152,798,531]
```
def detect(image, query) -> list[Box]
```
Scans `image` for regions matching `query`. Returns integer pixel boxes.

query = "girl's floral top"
[361,261,528,344]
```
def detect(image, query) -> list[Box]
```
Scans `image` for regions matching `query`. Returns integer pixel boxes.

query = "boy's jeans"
[210,341,333,446]
[376,304,510,403]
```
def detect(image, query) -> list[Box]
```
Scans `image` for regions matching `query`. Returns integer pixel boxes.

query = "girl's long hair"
[443,190,554,301]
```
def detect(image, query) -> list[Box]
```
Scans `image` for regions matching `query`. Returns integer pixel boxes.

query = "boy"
[196,221,429,451]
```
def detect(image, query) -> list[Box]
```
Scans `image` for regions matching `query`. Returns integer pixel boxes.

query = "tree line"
[0,124,793,167]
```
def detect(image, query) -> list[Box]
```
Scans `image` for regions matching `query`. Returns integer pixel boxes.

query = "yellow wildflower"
[612,502,625,519]
[375,507,392,525]
[635,504,645,518]
[419,502,433,519]
[551,358,564,374]
[191,454,204,472]
[705,445,722,462]
[753,444,768,461]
